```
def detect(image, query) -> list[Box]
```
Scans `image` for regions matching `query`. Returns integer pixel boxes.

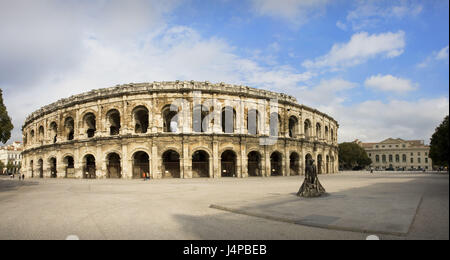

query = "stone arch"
[48,157,57,178]
[270,112,282,137]
[162,104,179,133]
[162,150,181,178]
[49,121,57,143]
[30,160,34,178]
[192,150,210,178]
[247,109,261,135]
[106,153,121,178]
[106,109,121,135]
[38,125,44,143]
[326,155,330,174]
[304,119,312,139]
[132,151,149,179]
[132,105,149,134]
[82,154,96,179]
[64,117,75,141]
[317,154,323,174]
[63,155,75,178]
[290,152,300,176]
[221,150,237,177]
[248,151,262,177]
[316,123,322,139]
[82,112,97,138]
[221,106,236,133]
[270,151,283,176]
[325,126,329,141]
[38,158,44,178]
[288,116,298,138]
[193,104,209,133]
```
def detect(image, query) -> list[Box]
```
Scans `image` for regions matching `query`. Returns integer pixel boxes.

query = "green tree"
[429,115,449,167]
[0,161,4,174]
[338,142,372,170]
[0,89,14,144]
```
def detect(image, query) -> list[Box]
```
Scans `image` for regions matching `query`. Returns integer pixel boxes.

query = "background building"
[0,141,23,174]
[356,138,432,170]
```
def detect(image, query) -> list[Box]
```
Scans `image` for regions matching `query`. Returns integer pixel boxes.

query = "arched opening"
[192,150,209,178]
[193,105,209,133]
[221,106,236,133]
[316,123,322,139]
[330,128,334,142]
[49,157,57,178]
[304,120,311,139]
[270,152,283,176]
[30,130,35,144]
[270,112,281,137]
[64,117,74,141]
[289,116,298,138]
[83,113,96,138]
[325,126,329,141]
[38,126,44,143]
[317,154,323,174]
[248,151,262,177]
[133,151,150,179]
[107,110,121,135]
[326,155,330,174]
[290,152,300,176]
[133,106,149,134]
[221,150,236,177]
[64,156,75,178]
[330,156,335,173]
[38,159,43,178]
[107,153,121,179]
[50,122,57,143]
[30,160,34,178]
[162,150,180,178]
[162,105,179,133]
[83,154,96,179]
[247,109,260,135]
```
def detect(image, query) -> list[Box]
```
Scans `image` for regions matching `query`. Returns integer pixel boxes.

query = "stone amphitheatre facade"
[21,81,339,180]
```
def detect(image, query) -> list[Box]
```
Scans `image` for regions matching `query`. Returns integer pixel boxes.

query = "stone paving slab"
[210,190,423,236]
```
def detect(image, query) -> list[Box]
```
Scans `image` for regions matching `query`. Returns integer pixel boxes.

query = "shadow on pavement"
[0,179,39,192]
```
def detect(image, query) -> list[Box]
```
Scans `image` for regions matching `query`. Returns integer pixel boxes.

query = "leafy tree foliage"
[0,89,13,144]
[338,142,372,170]
[429,115,449,167]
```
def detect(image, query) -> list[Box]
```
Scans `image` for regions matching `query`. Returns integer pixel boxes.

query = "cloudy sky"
[1,0,448,144]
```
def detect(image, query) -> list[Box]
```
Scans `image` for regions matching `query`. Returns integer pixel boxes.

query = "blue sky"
[0,0,448,144]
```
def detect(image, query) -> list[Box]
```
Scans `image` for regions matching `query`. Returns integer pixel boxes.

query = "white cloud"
[345,0,423,31]
[364,74,417,93]
[436,45,449,60]
[336,20,347,31]
[334,97,449,143]
[302,31,405,70]
[249,0,329,26]
[294,78,358,107]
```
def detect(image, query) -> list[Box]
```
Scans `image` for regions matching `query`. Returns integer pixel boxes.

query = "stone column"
[213,138,220,178]
[152,145,159,179]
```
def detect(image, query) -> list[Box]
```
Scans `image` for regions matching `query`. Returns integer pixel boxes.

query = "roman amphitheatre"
[21,81,339,180]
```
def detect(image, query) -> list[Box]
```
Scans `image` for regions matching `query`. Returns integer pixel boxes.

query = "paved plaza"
[0,172,448,240]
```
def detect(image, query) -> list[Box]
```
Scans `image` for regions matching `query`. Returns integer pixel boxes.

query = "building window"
[389,155,393,162]
[376,155,379,162]
[402,144,405,148]
[402,154,406,162]
[382,155,386,162]
[425,158,428,163]
[395,154,399,162]
[418,152,421,156]
[376,145,379,148]
[425,152,428,156]
[382,145,385,148]
[369,153,371,157]
[418,158,421,163]
[411,152,413,156]
[411,158,413,163]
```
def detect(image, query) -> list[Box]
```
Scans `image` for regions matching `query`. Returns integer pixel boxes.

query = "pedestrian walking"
[22,174,25,180]
[142,171,147,181]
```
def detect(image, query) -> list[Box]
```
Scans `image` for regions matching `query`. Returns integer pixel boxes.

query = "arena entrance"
[133,151,150,179]
[162,150,180,178]
[38,159,43,178]
[107,153,121,179]
[192,150,209,178]
[270,152,283,176]
[83,155,96,179]
[290,152,300,176]
[64,156,75,178]
[49,157,57,178]
[248,151,262,177]
[221,150,237,177]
